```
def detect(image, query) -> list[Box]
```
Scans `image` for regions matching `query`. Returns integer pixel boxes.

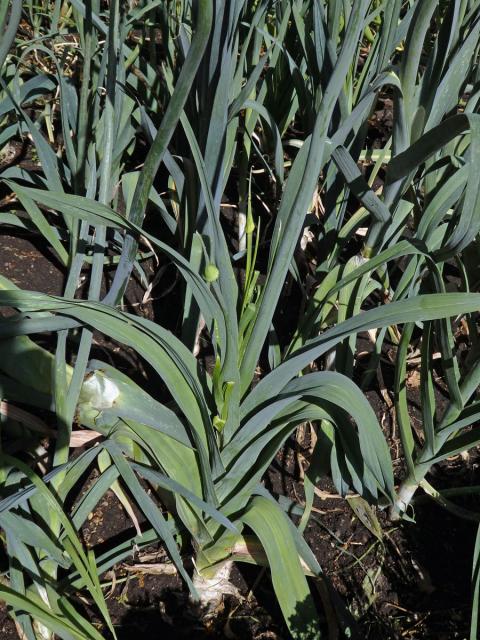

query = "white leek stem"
[238,211,247,252]
[192,561,239,610]
[79,372,120,410]
[390,481,419,520]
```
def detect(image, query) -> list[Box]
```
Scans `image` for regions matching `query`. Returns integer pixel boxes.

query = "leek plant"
[1,1,480,639]
[285,0,480,521]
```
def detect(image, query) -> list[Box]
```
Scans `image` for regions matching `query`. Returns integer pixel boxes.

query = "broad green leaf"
[242,496,320,639]
[243,293,480,417]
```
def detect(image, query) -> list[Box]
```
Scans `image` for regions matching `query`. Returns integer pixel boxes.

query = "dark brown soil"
[269,438,479,640]
[0,230,65,296]
[0,606,18,640]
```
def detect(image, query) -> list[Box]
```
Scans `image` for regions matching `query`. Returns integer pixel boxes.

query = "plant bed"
[2,2,480,640]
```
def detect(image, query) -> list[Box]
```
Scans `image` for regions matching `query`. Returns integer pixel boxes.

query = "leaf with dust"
[346,495,383,542]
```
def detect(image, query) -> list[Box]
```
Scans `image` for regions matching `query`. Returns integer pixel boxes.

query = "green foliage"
[1,1,480,638]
